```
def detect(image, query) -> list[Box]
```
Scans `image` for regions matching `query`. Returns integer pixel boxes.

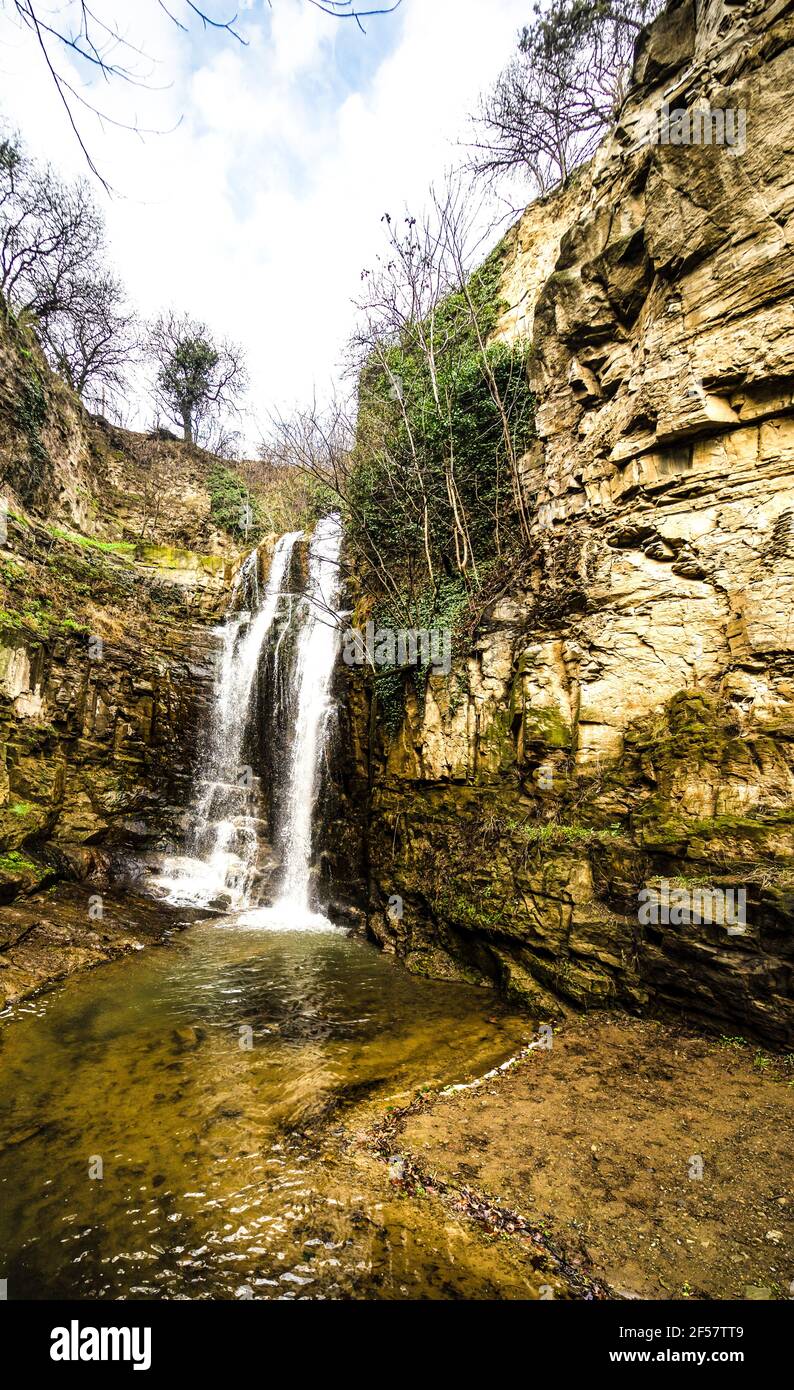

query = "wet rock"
[172,1026,205,1051]
[388,1156,406,1183]
[1,1123,44,1150]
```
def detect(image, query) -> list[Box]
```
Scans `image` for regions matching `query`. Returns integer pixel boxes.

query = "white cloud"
[0,0,531,446]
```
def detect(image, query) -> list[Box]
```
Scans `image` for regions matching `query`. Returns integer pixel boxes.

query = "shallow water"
[0,917,532,1300]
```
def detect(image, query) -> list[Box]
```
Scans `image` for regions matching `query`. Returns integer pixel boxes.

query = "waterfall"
[151,515,343,932]
[270,512,344,920]
[200,533,300,825]
[152,530,300,911]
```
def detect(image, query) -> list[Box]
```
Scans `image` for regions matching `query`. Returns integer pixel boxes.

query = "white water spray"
[153,531,300,911]
[270,513,344,921]
[152,516,344,932]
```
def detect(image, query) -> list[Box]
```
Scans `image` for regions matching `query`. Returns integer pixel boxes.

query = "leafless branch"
[3,1,400,185]
[467,0,663,194]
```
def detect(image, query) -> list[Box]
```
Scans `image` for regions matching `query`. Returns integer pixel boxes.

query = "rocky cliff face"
[1,0,791,1043]
[350,0,794,1044]
[0,526,221,888]
[0,318,240,919]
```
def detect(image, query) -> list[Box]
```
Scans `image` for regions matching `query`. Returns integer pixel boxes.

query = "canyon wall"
[350,0,794,1044]
[1,0,791,1044]
[0,319,236,907]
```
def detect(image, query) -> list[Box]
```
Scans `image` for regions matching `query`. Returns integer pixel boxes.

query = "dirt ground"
[367,1015,794,1300]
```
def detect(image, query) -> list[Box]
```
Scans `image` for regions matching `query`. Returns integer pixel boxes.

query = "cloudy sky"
[0,0,531,445]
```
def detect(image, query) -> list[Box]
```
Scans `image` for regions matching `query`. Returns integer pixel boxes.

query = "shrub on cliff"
[207,462,263,542]
[347,193,536,627]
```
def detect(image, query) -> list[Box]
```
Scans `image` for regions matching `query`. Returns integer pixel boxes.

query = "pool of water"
[0,917,533,1300]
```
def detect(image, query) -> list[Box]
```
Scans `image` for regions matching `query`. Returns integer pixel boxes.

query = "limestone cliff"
[0,316,237,941]
[350,0,794,1044]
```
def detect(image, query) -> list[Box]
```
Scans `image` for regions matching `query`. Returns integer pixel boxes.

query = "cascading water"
[151,515,343,931]
[253,511,344,928]
[152,530,299,911]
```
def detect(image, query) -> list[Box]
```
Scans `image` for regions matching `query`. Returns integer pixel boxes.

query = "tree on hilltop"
[147,309,247,446]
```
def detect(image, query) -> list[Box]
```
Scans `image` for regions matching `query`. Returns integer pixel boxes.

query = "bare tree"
[1,129,138,411]
[202,420,244,461]
[469,0,663,194]
[262,395,421,626]
[263,397,354,505]
[147,309,248,445]
[45,271,139,412]
[0,131,105,315]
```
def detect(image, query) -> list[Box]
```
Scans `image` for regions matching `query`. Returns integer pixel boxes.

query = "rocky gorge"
[0,0,792,1308]
[1,0,792,1046]
[0,323,232,998]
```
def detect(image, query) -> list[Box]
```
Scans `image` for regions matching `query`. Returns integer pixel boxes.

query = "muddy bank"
[351,1016,794,1301]
[0,884,198,1009]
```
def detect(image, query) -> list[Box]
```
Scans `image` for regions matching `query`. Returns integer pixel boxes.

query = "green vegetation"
[343,229,536,733]
[0,849,38,873]
[630,690,739,771]
[621,691,749,836]
[291,475,339,530]
[520,702,573,749]
[48,528,135,557]
[0,558,25,585]
[0,607,23,632]
[0,599,51,636]
[207,463,263,541]
[15,357,49,476]
[435,884,506,932]
[0,511,181,644]
[717,1037,794,1083]
[373,668,406,736]
[505,818,623,847]
[371,573,471,731]
[351,242,534,595]
[689,810,794,834]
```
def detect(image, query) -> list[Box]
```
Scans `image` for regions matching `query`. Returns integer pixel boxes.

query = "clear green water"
[0,919,533,1300]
